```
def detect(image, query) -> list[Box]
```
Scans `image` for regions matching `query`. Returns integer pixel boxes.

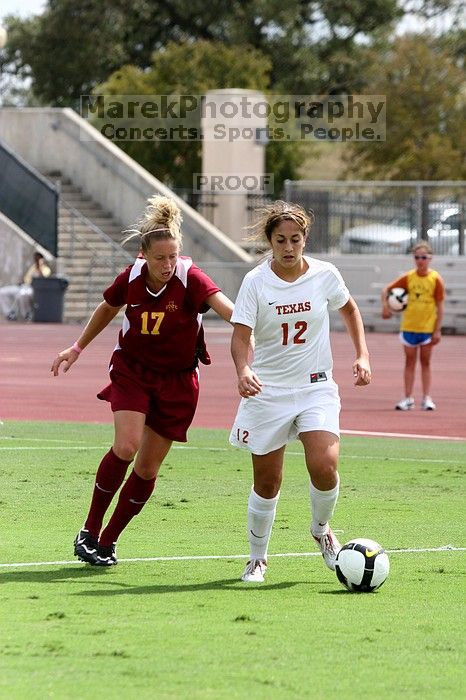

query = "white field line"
[0,436,97,443]
[0,546,464,569]
[0,443,463,465]
[0,446,109,451]
[1,428,465,443]
[341,429,466,441]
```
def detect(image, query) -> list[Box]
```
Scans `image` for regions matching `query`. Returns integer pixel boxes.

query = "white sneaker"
[421,396,436,410]
[312,527,341,571]
[396,397,415,411]
[241,559,267,583]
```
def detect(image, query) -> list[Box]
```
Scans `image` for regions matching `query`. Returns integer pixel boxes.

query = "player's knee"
[113,439,139,461]
[254,478,281,499]
[135,462,160,480]
[310,462,338,488]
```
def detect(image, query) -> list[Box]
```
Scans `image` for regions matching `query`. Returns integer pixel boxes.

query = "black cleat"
[95,543,117,567]
[74,528,98,564]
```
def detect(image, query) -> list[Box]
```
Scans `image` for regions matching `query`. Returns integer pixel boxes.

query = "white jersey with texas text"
[231,256,350,387]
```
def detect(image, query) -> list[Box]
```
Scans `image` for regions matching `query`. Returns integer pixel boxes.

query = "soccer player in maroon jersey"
[51,195,235,566]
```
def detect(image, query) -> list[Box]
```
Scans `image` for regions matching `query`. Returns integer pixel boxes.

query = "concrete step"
[43,171,131,322]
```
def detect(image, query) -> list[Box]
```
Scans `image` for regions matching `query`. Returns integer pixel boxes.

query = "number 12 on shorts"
[236,428,249,443]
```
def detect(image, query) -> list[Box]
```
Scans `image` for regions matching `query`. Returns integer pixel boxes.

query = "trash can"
[32,277,69,323]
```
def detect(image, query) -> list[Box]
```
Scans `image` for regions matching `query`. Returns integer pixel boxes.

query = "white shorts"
[229,380,341,455]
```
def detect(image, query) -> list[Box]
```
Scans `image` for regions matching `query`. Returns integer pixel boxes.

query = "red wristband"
[72,341,83,354]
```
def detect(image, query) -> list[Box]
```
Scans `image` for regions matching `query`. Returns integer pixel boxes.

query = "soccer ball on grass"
[335,538,389,592]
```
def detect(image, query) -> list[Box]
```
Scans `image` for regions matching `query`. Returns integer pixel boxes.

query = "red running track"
[0,321,465,439]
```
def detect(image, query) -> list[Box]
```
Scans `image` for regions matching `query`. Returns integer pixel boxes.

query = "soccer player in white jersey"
[51,195,234,566]
[229,200,371,583]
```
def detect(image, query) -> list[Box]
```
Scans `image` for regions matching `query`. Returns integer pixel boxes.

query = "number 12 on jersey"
[281,321,307,345]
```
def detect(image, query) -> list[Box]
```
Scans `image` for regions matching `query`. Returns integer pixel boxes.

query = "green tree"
[93,40,307,194]
[94,42,265,187]
[1,3,129,107]
[344,34,466,179]
[5,0,458,106]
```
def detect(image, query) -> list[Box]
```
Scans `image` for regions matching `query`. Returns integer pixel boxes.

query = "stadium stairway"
[49,175,137,323]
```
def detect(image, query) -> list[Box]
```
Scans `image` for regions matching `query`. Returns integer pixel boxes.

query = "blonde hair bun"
[142,195,182,235]
[123,195,183,251]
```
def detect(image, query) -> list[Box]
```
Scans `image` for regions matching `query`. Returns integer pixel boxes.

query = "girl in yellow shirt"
[381,243,445,411]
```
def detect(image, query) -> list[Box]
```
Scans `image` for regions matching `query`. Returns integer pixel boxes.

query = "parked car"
[340,218,416,254]
[426,208,465,255]
[340,207,465,255]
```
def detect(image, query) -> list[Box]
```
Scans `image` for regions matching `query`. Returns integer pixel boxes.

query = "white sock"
[310,474,340,537]
[247,488,280,561]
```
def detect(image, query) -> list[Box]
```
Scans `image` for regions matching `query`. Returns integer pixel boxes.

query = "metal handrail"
[60,200,133,262]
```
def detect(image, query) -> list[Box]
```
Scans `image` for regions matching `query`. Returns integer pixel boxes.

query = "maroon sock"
[99,470,156,546]
[84,449,132,537]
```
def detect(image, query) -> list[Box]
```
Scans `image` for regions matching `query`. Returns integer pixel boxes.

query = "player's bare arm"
[206,291,255,352]
[51,301,122,376]
[431,298,444,345]
[205,291,234,322]
[338,297,371,386]
[231,323,262,397]
[381,284,393,319]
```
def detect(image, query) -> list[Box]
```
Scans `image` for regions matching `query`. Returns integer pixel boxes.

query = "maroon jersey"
[103,256,220,372]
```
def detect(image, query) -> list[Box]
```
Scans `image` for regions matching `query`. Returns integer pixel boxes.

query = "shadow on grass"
[77,580,315,595]
[0,567,315,594]
[1,567,341,595]
[0,566,112,585]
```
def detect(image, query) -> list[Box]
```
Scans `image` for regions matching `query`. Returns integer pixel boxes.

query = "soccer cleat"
[95,542,117,566]
[74,528,98,564]
[312,527,341,571]
[395,397,415,411]
[241,559,267,583]
[421,396,436,411]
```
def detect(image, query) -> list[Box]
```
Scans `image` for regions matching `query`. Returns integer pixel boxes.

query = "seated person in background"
[0,252,52,321]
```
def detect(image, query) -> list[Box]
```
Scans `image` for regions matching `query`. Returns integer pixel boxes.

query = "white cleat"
[421,396,436,411]
[241,559,267,583]
[312,527,341,571]
[396,397,415,411]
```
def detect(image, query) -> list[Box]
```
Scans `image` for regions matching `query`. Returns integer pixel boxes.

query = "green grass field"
[1,421,465,700]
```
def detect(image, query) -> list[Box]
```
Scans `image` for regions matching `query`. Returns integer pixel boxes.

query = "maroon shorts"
[97,353,200,442]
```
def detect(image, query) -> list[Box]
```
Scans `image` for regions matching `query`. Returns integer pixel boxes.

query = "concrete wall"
[0,108,253,264]
[202,90,266,244]
[0,212,54,286]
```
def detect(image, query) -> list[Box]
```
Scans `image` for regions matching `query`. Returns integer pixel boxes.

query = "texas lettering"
[275,301,312,315]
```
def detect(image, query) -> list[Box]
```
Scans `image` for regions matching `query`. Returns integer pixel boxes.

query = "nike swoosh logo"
[250,530,266,539]
[365,548,380,557]
[96,482,113,493]
[130,304,141,307]
[268,301,276,305]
